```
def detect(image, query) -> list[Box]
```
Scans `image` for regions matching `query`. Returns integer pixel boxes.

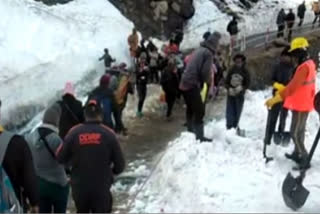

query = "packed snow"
[129,75,320,213]
[182,0,316,49]
[0,0,134,126]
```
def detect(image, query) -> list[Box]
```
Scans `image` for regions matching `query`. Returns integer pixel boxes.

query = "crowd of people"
[0,3,318,212]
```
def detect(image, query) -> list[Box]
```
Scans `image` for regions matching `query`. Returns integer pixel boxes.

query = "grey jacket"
[180,32,220,91]
[26,124,68,186]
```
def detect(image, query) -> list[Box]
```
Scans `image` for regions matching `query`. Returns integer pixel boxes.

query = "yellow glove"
[265,94,283,109]
[201,83,208,103]
[273,82,286,93]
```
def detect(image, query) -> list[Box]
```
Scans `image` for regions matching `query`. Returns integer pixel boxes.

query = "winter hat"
[64,81,75,96]
[201,31,221,54]
[43,103,62,127]
[100,74,111,87]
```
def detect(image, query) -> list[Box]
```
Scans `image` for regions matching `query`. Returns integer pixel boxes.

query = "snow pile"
[182,0,315,49]
[130,89,320,212]
[0,0,133,125]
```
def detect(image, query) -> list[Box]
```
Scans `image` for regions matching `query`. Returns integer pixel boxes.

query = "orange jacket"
[280,59,316,112]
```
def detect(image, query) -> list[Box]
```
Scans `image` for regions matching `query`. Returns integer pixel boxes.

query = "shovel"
[282,125,320,210]
[263,109,274,163]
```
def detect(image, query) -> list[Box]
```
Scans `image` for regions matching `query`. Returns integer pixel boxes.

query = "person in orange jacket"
[128,28,139,58]
[266,37,316,170]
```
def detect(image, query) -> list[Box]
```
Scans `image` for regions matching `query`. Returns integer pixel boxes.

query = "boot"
[195,124,212,142]
[236,127,246,137]
[285,151,302,164]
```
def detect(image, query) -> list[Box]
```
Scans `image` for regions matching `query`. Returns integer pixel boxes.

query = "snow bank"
[130,80,320,212]
[0,0,133,125]
[182,0,315,49]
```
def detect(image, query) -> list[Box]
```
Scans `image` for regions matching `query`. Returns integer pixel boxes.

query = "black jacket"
[99,53,115,67]
[59,94,84,139]
[225,65,251,93]
[227,20,238,35]
[161,67,179,94]
[57,122,125,191]
[298,3,306,18]
[271,61,294,95]
[2,135,39,207]
[286,12,295,25]
[136,64,149,85]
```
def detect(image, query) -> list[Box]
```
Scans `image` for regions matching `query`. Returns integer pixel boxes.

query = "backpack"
[114,75,129,106]
[0,131,22,213]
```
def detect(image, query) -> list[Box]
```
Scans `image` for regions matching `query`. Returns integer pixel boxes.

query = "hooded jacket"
[180,32,221,91]
[26,124,68,187]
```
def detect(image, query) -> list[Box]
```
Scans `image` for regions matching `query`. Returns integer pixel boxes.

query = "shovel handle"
[307,126,320,166]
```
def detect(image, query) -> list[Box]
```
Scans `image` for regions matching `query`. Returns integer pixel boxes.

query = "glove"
[273,82,286,94]
[201,83,208,103]
[265,94,283,109]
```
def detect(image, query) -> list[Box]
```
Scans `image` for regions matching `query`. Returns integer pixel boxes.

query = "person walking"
[57,101,125,213]
[264,48,294,146]
[0,100,39,213]
[135,53,149,118]
[161,61,179,121]
[99,48,115,69]
[225,54,251,135]
[277,9,286,38]
[266,37,316,170]
[312,0,320,27]
[26,103,69,213]
[286,9,296,41]
[128,28,139,58]
[180,32,221,142]
[58,82,84,139]
[297,1,306,27]
[227,16,239,49]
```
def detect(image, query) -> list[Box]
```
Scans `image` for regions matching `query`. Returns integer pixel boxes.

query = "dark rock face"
[108,0,194,39]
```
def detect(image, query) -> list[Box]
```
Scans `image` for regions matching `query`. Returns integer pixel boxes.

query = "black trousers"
[137,84,147,112]
[264,102,288,145]
[226,95,244,130]
[183,87,205,140]
[277,25,285,38]
[164,90,176,118]
[150,67,159,83]
[290,111,309,156]
[73,188,113,213]
[287,23,294,41]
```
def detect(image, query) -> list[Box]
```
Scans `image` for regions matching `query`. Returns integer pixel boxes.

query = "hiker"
[172,28,184,47]
[180,32,221,142]
[203,30,211,42]
[136,38,148,60]
[286,9,296,41]
[26,103,69,213]
[99,48,115,68]
[87,74,121,130]
[114,63,134,135]
[58,82,84,139]
[0,100,39,213]
[297,1,306,27]
[149,47,160,83]
[128,28,139,58]
[161,60,179,121]
[227,16,239,49]
[163,39,179,57]
[266,37,316,170]
[57,101,125,213]
[225,54,251,135]
[312,0,320,27]
[264,48,294,146]
[136,53,150,118]
[277,9,286,38]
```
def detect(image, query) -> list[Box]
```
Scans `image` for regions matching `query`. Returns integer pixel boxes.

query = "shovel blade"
[282,132,291,146]
[282,173,310,211]
[273,132,282,145]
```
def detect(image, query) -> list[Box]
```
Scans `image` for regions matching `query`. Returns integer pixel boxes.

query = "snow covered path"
[129,88,320,213]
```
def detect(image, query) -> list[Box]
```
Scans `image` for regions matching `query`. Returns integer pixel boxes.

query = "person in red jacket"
[266,37,316,170]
